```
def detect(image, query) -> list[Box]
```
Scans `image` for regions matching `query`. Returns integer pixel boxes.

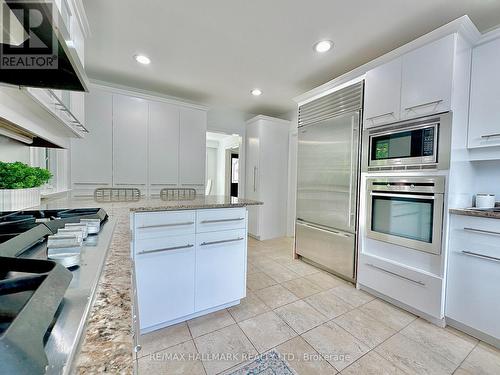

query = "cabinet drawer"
[134,211,196,239]
[358,253,443,318]
[196,208,247,233]
[195,229,247,311]
[134,234,195,257]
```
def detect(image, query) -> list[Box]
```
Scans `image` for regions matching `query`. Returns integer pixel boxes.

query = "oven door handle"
[370,192,435,200]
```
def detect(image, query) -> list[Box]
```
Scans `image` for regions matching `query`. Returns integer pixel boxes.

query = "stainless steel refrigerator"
[295,81,363,282]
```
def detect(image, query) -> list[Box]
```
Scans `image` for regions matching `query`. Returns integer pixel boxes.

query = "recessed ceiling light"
[134,54,151,65]
[251,88,262,96]
[313,40,333,53]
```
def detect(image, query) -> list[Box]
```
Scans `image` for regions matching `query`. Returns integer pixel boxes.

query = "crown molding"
[89,79,209,111]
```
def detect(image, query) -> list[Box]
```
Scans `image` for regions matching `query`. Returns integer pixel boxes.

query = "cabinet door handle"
[253,167,257,192]
[138,244,194,255]
[463,227,500,237]
[480,133,500,139]
[138,222,194,229]
[200,218,245,224]
[365,111,394,121]
[365,263,425,286]
[405,99,443,111]
[200,237,244,246]
[73,182,110,185]
[461,251,500,263]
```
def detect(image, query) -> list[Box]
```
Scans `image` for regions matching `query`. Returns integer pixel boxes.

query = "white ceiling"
[83,0,500,116]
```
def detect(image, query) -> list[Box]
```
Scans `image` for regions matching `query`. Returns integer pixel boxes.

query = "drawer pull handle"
[480,133,500,139]
[365,111,394,121]
[201,238,244,246]
[405,99,443,111]
[463,227,500,237]
[200,218,245,224]
[139,222,194,229]
[462,251,500,263]
[138,244,194,255]
[365,263,425,286]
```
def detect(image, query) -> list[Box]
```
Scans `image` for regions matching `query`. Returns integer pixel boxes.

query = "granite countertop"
[128,195,262,212]
[450,207,500,219]
[32,195,261,374]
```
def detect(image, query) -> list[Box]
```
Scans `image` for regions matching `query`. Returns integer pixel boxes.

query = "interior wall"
[206,146,218,195]
[471,160,500,200]
[0,135,31,163]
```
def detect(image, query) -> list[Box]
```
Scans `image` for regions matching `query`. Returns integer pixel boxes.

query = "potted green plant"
[0,161,52,211]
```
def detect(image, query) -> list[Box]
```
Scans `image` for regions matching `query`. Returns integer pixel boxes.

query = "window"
[30,147,68,194]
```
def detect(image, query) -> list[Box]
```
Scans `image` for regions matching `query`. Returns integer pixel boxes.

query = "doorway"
[205,132,242,196]
[230,153,239,197]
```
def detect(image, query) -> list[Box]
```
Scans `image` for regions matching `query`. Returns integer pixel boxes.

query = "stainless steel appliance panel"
[297,112,360,233]
[366,176,445,254]
[296,221,355,280]
[362,112,451,172]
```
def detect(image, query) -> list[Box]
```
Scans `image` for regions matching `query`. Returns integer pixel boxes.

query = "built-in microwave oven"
[362,112,451,172]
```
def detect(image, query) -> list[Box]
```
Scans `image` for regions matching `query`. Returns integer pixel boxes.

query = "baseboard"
[357,283,446,327]
[446,317,500,349]
[139,299,241,335]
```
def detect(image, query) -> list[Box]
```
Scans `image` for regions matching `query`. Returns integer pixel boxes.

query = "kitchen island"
[33,195,261,374]
[131,200,261,335]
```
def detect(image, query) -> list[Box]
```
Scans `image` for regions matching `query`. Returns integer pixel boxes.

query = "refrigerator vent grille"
[298,81,363,126]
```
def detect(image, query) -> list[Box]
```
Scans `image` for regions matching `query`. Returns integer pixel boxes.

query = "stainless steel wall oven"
[366,176,445,255]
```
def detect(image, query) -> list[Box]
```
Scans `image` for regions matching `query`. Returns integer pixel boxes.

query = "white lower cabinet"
[446,215,500,344]
[135,239,195,329]
[133,208,248,332]
[195,229,246,311]
[358,253,444,319]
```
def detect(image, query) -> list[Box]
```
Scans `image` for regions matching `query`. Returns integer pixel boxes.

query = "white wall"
[471,160,500,200]
[0,136,30,163]
[206,146,218,195]
[207,107,253,135]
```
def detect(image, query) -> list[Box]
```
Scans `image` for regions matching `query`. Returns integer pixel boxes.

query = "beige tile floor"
[137,237,500,375]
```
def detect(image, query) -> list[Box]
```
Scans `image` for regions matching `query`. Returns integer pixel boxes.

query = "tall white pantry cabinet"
[245,115,290,240]
[71,85,207,196]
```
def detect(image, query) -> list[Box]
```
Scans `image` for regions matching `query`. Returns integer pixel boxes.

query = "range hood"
[0,0,89,92]
[0,118,63,148]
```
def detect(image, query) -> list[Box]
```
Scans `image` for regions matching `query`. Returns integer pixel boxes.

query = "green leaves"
[0,161,52,189]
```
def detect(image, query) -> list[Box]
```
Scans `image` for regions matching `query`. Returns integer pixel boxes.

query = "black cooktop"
[0,208,108,375]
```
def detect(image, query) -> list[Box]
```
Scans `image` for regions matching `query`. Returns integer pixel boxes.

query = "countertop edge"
[129,201,263,212]
[449,208,500,219]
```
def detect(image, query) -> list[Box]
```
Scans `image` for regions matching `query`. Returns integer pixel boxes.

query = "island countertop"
[30,195,261,374]
[128,195,262,212]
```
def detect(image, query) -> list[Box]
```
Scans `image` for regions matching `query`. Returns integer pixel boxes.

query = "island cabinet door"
[135,238,195,330]
[195,229,247,312]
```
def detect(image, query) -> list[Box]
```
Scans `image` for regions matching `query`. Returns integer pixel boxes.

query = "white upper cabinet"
[364,57,402,128]
[179,108,207,187]
[468,37,500,149]
[401,35,454,119]
[112,94,149,186]
[149,101,179,186]
[71,88,112,191]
